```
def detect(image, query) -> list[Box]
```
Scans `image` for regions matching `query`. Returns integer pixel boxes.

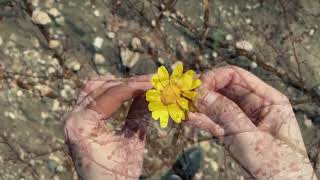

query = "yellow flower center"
[161,84,181,105]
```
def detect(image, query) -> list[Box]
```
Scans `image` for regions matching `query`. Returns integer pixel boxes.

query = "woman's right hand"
[188,66,317,180]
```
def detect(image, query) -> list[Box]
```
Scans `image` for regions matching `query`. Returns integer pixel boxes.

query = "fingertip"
[128,74,152,82]
[130,82,153,92]
[186,112,197,124]
[127,75,153,91]
[199,70,216,90]
[186,112,225,137]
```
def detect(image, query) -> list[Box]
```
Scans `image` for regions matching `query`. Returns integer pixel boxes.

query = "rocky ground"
[0,0,320,179]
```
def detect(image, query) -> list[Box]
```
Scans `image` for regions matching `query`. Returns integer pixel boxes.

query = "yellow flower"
[146,64,201,128]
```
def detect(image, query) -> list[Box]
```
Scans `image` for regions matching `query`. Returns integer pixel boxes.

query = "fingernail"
[203,92,218,106]
[195,88,218,110]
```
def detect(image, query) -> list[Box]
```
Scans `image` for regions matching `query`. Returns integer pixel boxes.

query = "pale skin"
[64,66,317,180]
[64,74,152,180]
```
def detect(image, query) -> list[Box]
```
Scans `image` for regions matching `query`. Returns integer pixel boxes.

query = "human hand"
[187,66,317,180]
[64,74,151,180]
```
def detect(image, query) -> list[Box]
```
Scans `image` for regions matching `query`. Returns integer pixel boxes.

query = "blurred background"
[0,0,319,179]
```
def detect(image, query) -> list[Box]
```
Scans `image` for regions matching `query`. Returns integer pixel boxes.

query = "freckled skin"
[64,75,152,180]
[188,66,317,180]
[65,67,317,180]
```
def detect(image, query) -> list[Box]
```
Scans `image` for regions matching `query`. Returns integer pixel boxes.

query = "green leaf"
[210,28,226,49]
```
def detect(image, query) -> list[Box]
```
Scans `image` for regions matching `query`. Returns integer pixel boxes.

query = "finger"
[65,76,152,141]
[82,74,118,93]
[77,74,121,105]
[201,66,289,121]
[88,77,152,118]
[195,89,257,135]
[80,74,151,100]
[187,112,224,137]
[127,74,152,82]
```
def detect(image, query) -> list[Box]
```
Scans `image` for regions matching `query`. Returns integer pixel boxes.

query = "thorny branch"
[113,1,320,176]
[0,133,40,179]
[200,0,210,49]
[0,0,319,178]
[153,0,320,107]
[20,0,82,85]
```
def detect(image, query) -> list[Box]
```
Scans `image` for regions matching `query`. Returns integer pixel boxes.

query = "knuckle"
[279,93,290,103]
[64,114,76,134]
[225,65,244,72]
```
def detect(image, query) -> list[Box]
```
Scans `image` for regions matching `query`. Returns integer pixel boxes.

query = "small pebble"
[179,37,188,51]
[31,37,40,48]
[49,40,61,49]
[151,20,156,27]
[56,165,64,172]
[245,18,252,24]
[97,67,108,74]
[48,67,56,74]
[41,112,49,119]
[68,61,81,71]
[94,53,106,64]
[120,48,140,68]
[9,34,17,41]
[131,37,142,49]
[32,10,52,25]
[52,100,60,111]
[236,40,253,51]
[225,34,233,41]
[93,36,104,49]
[250,62,258,69]
[55,16,65,25]
[304,116,313,128]
[200,141,210,151]
[29,159,35,166]
[31,0,39,7]
[48,8,61,17]
[158,57,165,64]
[0,36,3,46]
[210,160,219,172]
[309,29,315,36]
[107,32,115,39]
[16,90,23,97]
[94,10,100,17]
[212,51,218,58]
[35,84,53,96]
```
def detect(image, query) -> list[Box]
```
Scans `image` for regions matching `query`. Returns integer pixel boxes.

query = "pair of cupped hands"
[64,66,316,180]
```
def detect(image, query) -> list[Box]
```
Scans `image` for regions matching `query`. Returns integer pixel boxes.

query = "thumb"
[194,88,257,136]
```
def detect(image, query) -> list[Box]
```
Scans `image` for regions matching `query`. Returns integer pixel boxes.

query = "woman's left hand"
[64,74,151,180]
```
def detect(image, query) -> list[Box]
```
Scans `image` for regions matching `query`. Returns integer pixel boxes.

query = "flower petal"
[146,89,161,102]
[168,104,185,123]
[171,63,183,79]
[151,74,164,90]
[182,90,197,100]
[148,101,166,111]
[160,114,169,128]
[152,110,169,128]
[190,79,202,90]
[177,97,189,110]
[180,74,193,91]
[158,66,169,83]
[184,70,195,77]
